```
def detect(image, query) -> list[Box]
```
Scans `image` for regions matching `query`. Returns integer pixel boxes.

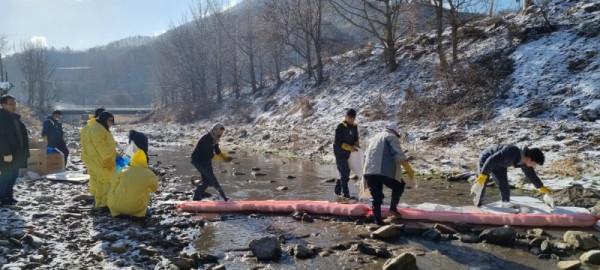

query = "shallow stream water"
[152,147,574,270]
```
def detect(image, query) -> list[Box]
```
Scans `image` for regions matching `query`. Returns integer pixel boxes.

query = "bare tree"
[329,0,406,72]
[16,40,57,109]
[266,0,328,85]
[432,0,449,72]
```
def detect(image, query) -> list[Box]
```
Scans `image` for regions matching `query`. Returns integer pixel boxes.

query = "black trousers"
[53,141,69,165]
[192,161,228,201]
[478,154,510,203]
[334,154,351,197]
[365,174,405,222]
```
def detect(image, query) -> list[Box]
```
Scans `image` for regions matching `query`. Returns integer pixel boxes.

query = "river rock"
[276,186,288,191]
[22,234,44,248]
[72,194,94,202]
[194,251,219,265]
[479,226,516,245]
[434,224,457,235]
[292,244,314,259]
[287,175,296,179]
[371,225,402,239]
[383,252,418,270]
[29,255,45,263]
[170,257,194,270]
[212,265,226,270]
[563,231,599,250]
[110,241,127,254]
[356,242,391,258]
[580,250,600,265]
[530,247,542,256]
[556,260,581,270]
[1,263,26,270]
[251,172,267,177]
[527,228,546,236]
[301,213,314,223]
[529,237,546,248]
[249,236,281,260]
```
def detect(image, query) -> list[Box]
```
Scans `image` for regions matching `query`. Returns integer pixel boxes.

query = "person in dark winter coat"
[42,110,69,164]
[471,144,552,207]
[191,123,232,201]
[333,109,360,199]
[0,95,30,205]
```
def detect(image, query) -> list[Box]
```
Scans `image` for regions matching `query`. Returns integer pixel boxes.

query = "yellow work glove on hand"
[3,155,13,162]
[471,174,488,207]
[539,186,554,208]
[43,136,48,142]
[341,143,358,152]
[400,161,417,188]
[219,153,233,162]
[103,157,115,172]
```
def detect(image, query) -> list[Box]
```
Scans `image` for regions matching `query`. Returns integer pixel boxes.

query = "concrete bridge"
[52,105,154,115]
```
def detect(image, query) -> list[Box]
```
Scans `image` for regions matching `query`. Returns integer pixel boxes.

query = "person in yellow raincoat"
[80,108,105,199]
[107,149,158,218]
[87,111,117,208]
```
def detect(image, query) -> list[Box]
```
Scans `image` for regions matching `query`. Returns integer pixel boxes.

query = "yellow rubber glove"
[401,162,415,179]
[103,157,115,172]
[341,143,357,152]
[539,187,552,194]
[219,152,233,162]
[471,174,488,207]
[476,174,488,185]
[400,161,417,188]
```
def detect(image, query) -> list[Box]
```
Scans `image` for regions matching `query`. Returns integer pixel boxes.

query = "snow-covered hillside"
[142,0,600,192]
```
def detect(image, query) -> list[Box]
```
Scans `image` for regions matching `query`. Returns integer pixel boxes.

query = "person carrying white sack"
[363,122,415,225]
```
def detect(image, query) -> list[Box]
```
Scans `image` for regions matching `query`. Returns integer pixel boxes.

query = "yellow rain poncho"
[80,115,97,196]
[107,150,158,217]
[87,122,117,208]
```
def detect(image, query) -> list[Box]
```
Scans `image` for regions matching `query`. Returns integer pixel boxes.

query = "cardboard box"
[19,149,47,176]
[29,139,47,150]
[46,152,65,174]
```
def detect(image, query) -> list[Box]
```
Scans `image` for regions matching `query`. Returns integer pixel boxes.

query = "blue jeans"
[0,169,19,201]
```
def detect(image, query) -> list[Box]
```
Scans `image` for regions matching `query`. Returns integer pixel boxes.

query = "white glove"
[543,194,555,208]
[3,155,12,162]
[470,182,484,206]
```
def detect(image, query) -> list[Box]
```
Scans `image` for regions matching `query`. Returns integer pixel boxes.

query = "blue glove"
[115,156,131,172]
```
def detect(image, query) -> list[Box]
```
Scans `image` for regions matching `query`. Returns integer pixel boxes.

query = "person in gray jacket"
[471,144,552,207]
[363,123,415,225]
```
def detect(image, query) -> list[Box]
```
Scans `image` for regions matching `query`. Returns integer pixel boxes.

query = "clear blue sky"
[0,0,240,52]
[0,0,521,53]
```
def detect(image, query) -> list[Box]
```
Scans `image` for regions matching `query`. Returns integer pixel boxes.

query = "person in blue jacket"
[42,110,69,164]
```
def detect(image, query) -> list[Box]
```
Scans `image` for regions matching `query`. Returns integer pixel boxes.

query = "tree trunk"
[435,0,449,72]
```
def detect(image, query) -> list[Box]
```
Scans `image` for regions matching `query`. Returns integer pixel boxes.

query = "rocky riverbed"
[1,124,599,269]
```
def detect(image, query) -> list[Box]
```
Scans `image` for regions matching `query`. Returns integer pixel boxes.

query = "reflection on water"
[153,147,562,270]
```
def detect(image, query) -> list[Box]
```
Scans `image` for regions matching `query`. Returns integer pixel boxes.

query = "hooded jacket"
[107,150,159,217]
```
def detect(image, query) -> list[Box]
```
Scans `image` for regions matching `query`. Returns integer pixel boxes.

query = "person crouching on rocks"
[107,149,158,218]
[190,123,233,201]
[363,123,415,225]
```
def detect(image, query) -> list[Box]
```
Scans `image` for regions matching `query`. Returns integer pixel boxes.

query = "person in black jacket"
[333,109,360,200]
[191,123,232,201]
[471,144,552,206]
[42,110,69,164]
[0,95,30,205]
